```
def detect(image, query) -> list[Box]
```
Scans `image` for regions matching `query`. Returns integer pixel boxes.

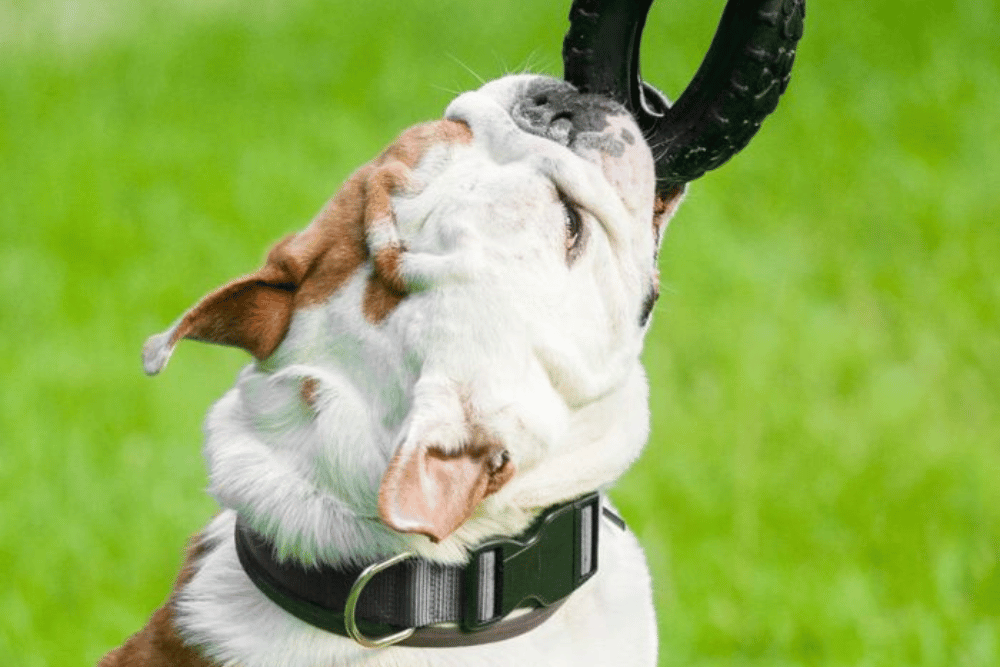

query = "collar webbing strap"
[234,492,619,648]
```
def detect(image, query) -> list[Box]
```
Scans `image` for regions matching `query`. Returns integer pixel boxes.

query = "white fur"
[172,74,671,666]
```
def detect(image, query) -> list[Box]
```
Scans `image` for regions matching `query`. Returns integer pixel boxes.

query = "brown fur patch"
[377,119,473,166]
[652,185,685,252]
[364,162,412,292]
[363,275,407,324]
[97,535,217,667]
[286,172,369,308]
[300,377,320,409]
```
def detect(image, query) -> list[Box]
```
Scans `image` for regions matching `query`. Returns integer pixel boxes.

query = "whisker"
[446,53,486,85]
[430,82,463,96]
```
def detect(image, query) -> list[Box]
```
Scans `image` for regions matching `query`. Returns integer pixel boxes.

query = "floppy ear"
[142,235,306,375]
[378,440,515,543]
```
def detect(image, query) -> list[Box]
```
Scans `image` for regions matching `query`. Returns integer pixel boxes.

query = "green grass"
[1,0,997,664]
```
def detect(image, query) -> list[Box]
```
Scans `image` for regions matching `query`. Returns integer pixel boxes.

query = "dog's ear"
[142,235,306,375]
[378,440,515,543]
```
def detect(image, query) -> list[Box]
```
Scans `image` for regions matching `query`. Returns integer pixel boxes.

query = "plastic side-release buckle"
[462,492,601,632]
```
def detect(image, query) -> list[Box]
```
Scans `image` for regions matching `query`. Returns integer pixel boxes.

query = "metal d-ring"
[344,551,417,648]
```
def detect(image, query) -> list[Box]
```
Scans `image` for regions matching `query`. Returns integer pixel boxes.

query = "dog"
[99,1,803,665]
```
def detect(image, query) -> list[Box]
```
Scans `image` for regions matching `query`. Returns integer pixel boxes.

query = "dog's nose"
[512,80,584,147]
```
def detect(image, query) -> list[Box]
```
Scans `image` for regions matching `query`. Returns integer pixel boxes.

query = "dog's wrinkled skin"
[102,74,684,667]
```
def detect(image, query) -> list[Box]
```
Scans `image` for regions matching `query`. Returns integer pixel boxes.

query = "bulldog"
[99,0,803,665]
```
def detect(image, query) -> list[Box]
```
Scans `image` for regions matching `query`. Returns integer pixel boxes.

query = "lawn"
[1,0,997,665]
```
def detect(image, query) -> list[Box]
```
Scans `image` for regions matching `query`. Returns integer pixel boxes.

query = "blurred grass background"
[1,0,997,664]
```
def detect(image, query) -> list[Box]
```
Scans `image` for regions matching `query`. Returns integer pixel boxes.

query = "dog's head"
[141,0,801,561]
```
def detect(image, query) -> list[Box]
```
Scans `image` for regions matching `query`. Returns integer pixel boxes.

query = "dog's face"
[144,74,683,562]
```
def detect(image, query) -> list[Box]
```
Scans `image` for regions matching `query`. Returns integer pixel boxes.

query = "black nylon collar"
[234,492,616,648]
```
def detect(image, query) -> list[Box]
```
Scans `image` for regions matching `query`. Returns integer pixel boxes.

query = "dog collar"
[234,492,625,648]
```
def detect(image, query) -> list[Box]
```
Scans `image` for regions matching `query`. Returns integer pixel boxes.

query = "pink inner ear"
[378,445,514,543]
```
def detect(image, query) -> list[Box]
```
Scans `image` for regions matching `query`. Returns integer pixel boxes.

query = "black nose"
[512,80,580,146]
[512,79,627,147]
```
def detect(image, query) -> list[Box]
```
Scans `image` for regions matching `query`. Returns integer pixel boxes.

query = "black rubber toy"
[563,0,805,194]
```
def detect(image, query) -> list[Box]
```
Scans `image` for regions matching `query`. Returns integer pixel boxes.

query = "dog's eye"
[559,193,585,262]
